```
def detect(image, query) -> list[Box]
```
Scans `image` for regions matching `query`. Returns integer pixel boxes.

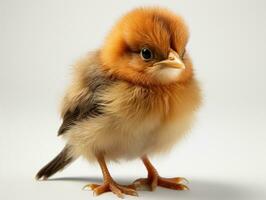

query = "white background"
[0,0,266,199]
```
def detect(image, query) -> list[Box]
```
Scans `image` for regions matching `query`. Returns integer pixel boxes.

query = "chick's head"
[100,7,193,86]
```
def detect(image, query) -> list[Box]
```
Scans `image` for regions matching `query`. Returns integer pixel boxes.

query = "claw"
[83,184,99,191]
[181,177,189,184]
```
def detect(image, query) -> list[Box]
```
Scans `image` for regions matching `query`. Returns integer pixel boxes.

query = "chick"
[36,7,201,198]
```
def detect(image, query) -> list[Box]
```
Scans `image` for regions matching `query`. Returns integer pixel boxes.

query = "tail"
[36,145,77,180]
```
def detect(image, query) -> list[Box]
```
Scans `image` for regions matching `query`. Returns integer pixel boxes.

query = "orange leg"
[132,155,189,191]
[83,155,138,198]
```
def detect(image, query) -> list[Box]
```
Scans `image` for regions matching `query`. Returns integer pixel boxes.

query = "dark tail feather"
[36,145,76,180]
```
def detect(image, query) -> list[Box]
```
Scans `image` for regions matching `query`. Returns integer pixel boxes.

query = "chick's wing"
[58,58,112,136]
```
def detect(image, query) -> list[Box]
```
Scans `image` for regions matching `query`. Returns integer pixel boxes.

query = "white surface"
[0,0,266,199]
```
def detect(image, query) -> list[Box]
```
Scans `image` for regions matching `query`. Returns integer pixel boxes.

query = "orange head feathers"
[100,7,193,86]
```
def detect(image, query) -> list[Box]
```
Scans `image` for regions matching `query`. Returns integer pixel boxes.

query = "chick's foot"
[131,155,189,191]
[132,176,188,191]
[84,181,138,198]
[85,155,138,198]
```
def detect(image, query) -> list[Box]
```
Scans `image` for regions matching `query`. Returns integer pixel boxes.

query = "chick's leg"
[83,155,138,198]
[132,155,189,191]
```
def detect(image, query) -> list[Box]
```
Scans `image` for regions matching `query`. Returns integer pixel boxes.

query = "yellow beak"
[153,50,185,69]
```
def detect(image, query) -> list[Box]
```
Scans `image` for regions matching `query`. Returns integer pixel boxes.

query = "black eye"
[140,48,153,61]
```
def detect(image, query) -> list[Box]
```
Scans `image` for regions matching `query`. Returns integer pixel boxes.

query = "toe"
[93,184,109,196]
[158,179,189,190]
[159,177,189,184]
[118,185,138,196]
[109,184,124,198]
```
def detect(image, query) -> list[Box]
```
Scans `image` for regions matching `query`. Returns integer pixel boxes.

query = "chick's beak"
[153,50,185,69]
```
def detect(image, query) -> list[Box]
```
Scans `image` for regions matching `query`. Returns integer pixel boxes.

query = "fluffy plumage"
[36,7,202,198]
[60,51,200,161]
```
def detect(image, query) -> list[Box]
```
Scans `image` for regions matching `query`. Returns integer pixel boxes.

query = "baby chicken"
[36,7,201,198]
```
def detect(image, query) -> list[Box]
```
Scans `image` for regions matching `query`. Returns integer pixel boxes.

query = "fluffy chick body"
[37,7,202,197]
[61,52,201,162]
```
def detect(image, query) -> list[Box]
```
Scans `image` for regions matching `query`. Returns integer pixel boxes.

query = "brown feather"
[36,145,75,180]
[58,52,114,135]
